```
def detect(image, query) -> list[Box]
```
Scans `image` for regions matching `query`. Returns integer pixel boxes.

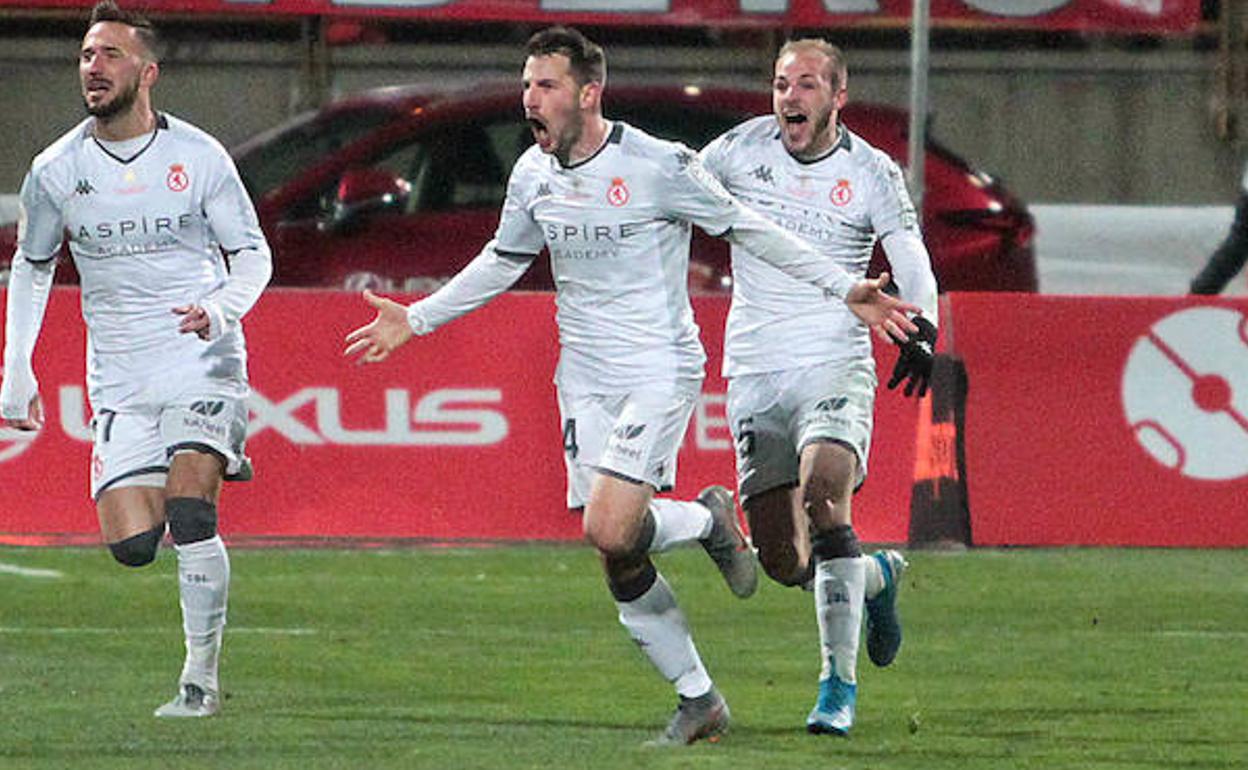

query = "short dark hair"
[526,26,606,87]
[88,1,160,61]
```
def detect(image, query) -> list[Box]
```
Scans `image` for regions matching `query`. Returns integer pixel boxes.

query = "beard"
[83,76,140,120]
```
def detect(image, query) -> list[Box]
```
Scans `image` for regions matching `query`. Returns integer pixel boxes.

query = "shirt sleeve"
[866,153,921,240]
[2,169,61,418]
[200,144,273,339]
[407,163,541,334]
[880,230,939,325]
[15,168,64,263]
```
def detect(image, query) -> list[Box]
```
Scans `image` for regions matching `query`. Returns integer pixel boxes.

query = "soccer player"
[698,38,939,736]
[344,26,917,746]
[0,1,271,717]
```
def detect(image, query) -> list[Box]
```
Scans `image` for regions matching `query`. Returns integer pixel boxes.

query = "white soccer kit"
[700,115,938,495]
[405,121,860,497]
[1,113,271,495]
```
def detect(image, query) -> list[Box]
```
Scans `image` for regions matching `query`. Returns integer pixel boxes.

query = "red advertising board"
[0,288,919,545]
[0,0,1202,33]
[949,294,1248,547]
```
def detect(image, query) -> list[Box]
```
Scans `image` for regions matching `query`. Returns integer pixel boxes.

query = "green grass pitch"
[1,544,1245,769]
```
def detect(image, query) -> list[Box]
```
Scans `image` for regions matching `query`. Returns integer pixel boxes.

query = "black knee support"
[606,558,658,603]
[166,497,218,545]
[811,524,862,561]
[108,525,164,567]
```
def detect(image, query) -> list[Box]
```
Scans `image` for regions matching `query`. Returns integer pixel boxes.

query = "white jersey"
[701,115,924,377]
[14,113,268,403]
[492,122,739,390]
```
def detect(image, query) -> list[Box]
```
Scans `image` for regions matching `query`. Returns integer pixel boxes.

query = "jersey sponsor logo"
[606,177,630,207]
[814,396,849,412]
[1122,307,1248,481]
[74,179,96,196]
[190,400,226,417]
[612,423,646,440]
[74,213,194,242]
[166,164,189,192]
[830,179,853,206]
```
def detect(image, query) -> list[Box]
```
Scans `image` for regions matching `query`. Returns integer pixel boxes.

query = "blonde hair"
[776,39,847,92]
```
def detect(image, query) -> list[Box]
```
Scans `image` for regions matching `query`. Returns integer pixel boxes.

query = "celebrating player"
[698,38,939,735]
[345,26,917,746]
[1,1,271,717]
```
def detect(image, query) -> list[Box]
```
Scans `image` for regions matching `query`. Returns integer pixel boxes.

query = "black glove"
[887,316,937,398]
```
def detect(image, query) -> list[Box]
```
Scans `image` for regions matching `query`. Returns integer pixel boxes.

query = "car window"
[236,108,395,199]
[304,115,528,219]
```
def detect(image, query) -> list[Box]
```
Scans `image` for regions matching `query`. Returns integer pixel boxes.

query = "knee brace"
[605,557,657,603]
[166,497,218,545]
[811,524,862,561]
[108,525,164,567]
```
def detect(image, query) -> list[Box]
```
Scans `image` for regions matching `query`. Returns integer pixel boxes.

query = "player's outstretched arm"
[845,272,920,343]
[344,289,414,364]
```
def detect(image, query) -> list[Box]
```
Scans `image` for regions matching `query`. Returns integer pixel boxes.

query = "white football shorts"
[726,358,876,502]
[90,396,250,500]
[557,379,702,509]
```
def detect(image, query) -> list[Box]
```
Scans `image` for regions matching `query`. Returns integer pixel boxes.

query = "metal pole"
[907,0,930,214]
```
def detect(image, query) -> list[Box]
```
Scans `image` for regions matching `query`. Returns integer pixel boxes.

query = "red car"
[1,82,1036,293]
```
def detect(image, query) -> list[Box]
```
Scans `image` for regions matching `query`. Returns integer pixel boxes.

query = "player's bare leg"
[743,484,812,587]
[801,440,865,736]
[584,474,729,746]
[98,485,166,567]
[153,450,229,718]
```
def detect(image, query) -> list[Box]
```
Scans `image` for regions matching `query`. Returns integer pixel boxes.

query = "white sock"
[174,535,230,694]
[864,554,885,600]
[814,556,866,684]
[617,572,713,698]
[647,499,712,553]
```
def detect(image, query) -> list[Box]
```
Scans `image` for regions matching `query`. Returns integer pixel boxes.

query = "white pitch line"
[0,562,64,579]
[0,626,317,636]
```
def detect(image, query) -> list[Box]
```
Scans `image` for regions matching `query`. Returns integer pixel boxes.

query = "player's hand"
[845,272,920,342]
[173,303,213,340]
[2,393,44,431]
[344,289,414,364]
[887,315,938,398]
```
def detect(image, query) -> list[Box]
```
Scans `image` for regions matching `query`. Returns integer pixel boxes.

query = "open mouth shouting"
[527,115,553,151]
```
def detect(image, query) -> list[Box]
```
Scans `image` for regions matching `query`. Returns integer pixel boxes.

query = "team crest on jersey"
[167,164,189,192]
[606,177,630,207]
[830,179,853,206]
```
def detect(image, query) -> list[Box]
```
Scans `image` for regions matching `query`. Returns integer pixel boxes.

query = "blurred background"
[0,0,1243,294]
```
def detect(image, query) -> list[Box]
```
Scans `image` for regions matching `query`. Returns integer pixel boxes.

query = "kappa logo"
[612,423,646,440]
[830,179,853,206]
[189,400,226,417]
[536,182,552,198]
[75,179,96,195]
[167,164,189,192]
[1122,306,1248,481]
[606,177,630,207]
[750,165,775,185]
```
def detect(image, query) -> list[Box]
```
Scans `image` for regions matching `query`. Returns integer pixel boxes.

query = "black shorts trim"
[94,465,168,501]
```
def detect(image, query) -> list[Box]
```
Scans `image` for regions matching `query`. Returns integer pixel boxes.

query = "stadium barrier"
[947,293,1248,547]
[0,289,918,546]
[2,289,1244,547]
